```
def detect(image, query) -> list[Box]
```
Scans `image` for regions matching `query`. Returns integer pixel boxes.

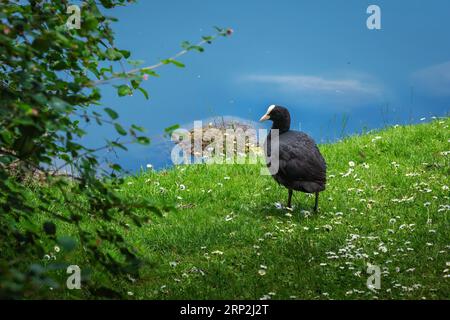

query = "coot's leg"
[287,189,293,208]
[314,192,319,212]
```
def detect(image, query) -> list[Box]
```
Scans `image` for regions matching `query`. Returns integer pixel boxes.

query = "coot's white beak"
[260,105,276,122]
[259,114,270,122]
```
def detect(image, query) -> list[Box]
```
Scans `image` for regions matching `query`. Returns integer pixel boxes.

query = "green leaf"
[104,108,119,120]
[110,141,128,151]
[164,124,180,137]
[85,17,99,30]
[49,97,73,112]
[119,50,131,59]
[109,163,122,171]
[114,123,127,136]
[131,79,140,89]
[117,85,132,97]
[137,87,149,100]
[60,154,71,162]
[105,48,123,61]
[181,41,191,50]
[32,93,48,106]
[136,136,150,145]
[127,59,145,67]
[131,124,145,133]
[170,59,185,68]
[142,69,159,77]
[190,45,204,52]
[100,66,114,74]
[162,59,185,68]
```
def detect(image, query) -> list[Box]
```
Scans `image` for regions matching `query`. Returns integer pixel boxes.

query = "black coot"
[260,105,326,212]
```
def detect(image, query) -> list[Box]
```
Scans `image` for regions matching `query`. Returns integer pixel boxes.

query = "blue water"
[77,0,450,173]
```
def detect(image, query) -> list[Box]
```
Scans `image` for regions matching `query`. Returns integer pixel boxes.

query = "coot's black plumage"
[260,105,326,211]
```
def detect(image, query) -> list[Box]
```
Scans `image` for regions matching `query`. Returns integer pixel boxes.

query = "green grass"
[109,118,449,300]
[37,119,450,299]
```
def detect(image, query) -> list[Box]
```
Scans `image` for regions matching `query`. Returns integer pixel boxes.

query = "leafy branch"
[0,0,232,299]
[91,27,233,86]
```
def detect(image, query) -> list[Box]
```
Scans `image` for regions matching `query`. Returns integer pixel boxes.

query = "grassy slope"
[114,118,450,300]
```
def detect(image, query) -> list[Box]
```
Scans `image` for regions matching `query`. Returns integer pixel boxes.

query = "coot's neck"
[271,118,290,134]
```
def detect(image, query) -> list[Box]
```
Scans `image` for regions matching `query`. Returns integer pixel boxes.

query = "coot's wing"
[277,132,326,182]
